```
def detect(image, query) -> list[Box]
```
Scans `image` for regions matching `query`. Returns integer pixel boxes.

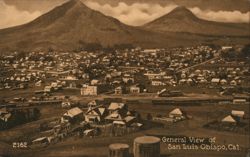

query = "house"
[231,110,245,118]
[44,86,53,93]
[81,85,98,96]
[222,46,233,50]
[64,75,78,81]
[179,79,186,85]
[151,79,166,86]
[61,101,72,108]
[91,79,99,85]
[82,73,90,79]
[105,112,124,122]
[113,120,126,127]
[124,116,136,126]
[115,86,125,95]
[85,106,108,124]
[108,103,127,114]
[129,85,141,94]
[63,107,83,124]
[233,94,249,104]
[158,89,183,97]
[84,129,97,136]
[220,79,227,85]
[122,76,134,84]
[111,71,122,77]
[221,115,237,124]
[105,102,129,123]
[87,100,101,109]
[187,78,194,85]
[35,80,42,87]
[230,80,237,86]
[144,72,165,80]
[32,137,49,147]
[211,78,220,86]
[169,108,185,120]
[233,99,247,105]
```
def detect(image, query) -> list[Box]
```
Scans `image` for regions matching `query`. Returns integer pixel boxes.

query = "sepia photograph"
[0,0,249,157]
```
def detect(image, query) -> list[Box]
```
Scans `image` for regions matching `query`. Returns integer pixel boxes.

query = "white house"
[81,85,98,96]
[169,108,185,120]
[221,115,237,124]
[231,110,245,118]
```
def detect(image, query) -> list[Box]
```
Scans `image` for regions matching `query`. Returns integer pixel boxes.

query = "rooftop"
[109,143,129,150]
[134,136,161,144]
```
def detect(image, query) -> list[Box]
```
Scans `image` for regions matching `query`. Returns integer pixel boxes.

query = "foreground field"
[0,87,249,157]
[0,105,249,157]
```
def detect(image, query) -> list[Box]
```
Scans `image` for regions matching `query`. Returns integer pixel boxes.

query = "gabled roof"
[222,115,237,123]
[64,107,83,118]
[105,112,123,121]
[169,108,183,115]
[115,86,123,90]
[124,116,136,123]
[87,100,100,106]
[86,109,99,116]
[84,129,94,134]
[86,105,105,116]
[98,108,106,115]
[108,103,125,110]
[211,78,220,83]
[113,121,125,125]
[32,137,47,143]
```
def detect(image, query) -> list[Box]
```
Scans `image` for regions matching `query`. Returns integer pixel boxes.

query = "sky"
[0,0,249,29]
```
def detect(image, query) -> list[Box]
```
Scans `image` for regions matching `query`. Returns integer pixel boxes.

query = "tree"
[114,43,134,50]
[240,44,250,58]
[85,43,103,52]
[221,48,237,60]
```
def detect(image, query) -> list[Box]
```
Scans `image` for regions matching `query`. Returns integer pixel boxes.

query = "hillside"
[143,6,249,37]
[0,0,205,52]
[0,1,249,52]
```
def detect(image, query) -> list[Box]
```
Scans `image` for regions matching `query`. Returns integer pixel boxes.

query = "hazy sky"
[0,0,249,29]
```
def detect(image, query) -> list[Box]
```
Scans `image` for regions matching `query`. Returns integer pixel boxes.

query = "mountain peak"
[66,0,89,9]
[172,6,190,12]
[167,6,197,20]
[70,0,84,6]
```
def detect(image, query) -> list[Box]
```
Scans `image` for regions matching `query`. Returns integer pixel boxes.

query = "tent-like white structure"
[221,115,237,123]
[169,108,184,119]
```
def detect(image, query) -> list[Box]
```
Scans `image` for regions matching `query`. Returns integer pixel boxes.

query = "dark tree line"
[0,108,40,130]
[76,41,134,52]
[221,44,250,60]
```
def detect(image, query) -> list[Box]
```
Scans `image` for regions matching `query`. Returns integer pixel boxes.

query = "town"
[0,44,249,157]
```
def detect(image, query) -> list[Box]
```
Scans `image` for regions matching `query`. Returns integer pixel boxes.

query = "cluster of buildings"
[0,45,248,98]
[31,100,142,147]
[1,45,238,96]
[205,109,247,133]
[0,45,248,146]
[177,66,248,87]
